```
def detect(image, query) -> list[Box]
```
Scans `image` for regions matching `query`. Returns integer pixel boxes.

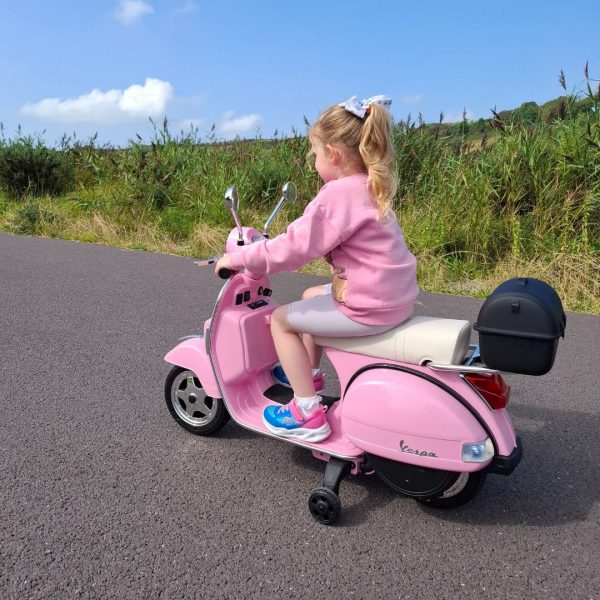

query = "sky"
[1,0,599,147]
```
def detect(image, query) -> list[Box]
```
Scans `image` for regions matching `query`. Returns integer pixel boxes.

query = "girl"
[214,95,419,442]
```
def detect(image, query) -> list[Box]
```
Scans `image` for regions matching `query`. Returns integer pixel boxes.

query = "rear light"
[464,372,510,410]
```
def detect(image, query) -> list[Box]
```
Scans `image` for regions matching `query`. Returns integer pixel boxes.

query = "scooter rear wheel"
[165,366,229,435]
[416,471,487,509]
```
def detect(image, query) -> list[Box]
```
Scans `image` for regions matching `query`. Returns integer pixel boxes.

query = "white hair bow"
[339,95,392,118]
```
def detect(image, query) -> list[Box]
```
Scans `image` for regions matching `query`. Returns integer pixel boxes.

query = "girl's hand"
[214,254,236,277]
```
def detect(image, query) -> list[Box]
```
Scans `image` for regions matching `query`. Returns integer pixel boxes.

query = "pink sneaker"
[272,364,325,394]
[262,398,331,442]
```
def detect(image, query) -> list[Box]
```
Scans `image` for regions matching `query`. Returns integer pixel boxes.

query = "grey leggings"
[286,284,396,338]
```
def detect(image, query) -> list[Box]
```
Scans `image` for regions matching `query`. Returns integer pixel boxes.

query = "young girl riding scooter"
[214,95,419,442]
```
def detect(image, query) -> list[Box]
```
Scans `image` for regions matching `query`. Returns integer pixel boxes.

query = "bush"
[160,206,195,240]
[0,136,74,199]
[13,202,41,234]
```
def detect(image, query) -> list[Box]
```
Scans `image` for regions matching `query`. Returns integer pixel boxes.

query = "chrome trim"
[178,334,202,342]
[231,210,244,243]
[204,278,230,398]
[205,278,231,363]
[461,373,492,411]
[225,186,244,243]
[428,363,500,374]
[263,195,286,238]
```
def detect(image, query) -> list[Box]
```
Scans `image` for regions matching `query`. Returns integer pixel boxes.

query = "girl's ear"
[325,143,342,165]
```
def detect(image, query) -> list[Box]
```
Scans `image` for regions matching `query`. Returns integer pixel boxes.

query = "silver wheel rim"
[170,370,218,427]
[440,472,470,498]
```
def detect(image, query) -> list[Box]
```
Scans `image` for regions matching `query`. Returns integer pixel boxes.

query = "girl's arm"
[227,202,342,275]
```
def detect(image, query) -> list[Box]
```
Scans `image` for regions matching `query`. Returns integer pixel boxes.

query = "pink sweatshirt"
[227,173,419,325]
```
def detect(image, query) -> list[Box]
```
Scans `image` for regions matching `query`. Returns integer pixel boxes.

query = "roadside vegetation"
[1,72,598,313]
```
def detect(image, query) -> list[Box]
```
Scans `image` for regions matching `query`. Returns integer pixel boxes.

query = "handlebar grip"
[218,268,232,279]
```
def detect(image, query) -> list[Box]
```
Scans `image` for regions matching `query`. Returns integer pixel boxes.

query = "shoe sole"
[262,416,331,443]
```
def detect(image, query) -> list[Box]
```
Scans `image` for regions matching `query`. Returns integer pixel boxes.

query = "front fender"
[164,336,221,398]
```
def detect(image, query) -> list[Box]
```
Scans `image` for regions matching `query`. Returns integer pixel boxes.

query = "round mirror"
[282,181,297,204]
[224,186,239,212]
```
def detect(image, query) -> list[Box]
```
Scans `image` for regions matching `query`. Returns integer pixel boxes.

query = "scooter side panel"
[341,368,490,472]
[164,337,221,398]
[214,306,278,383]
[325,347,518,460]
[207,272,279,385]
[426,369,518,457]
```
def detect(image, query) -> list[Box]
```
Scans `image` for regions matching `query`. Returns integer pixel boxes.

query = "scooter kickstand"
[323,457,352,494]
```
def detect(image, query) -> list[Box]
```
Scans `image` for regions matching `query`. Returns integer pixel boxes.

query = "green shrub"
[160,206,195,240]
[13,202,41,234]
[0,136,74,199]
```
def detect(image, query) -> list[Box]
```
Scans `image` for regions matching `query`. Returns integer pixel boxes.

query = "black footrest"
[264,384,340,409]
[264,383,293,404]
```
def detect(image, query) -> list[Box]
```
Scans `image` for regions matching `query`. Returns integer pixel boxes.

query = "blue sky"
[1,0,599,146]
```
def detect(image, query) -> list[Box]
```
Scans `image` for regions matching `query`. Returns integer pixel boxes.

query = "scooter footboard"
[164,336,221,398]
[341,367,491,473]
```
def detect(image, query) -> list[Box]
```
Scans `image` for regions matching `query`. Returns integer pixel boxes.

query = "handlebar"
[194,257,236,279]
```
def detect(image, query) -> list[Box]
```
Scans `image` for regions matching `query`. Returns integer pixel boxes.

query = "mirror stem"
[263,196,285,238]
[230,211,244,245]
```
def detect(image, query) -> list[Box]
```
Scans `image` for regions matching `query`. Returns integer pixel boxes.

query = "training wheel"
[308,487,341,525]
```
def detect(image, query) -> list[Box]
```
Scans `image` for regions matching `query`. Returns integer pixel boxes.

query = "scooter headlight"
[462,438,494,462]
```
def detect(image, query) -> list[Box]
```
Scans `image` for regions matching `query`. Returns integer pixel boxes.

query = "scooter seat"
[314,316,471,366]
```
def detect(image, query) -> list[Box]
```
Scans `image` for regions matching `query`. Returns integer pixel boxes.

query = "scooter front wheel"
[416,471,487,509]
[165,366,229,435]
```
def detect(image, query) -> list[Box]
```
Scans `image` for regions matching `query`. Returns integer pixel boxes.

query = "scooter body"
[166,266,517,463]
[165,237,520,522]
[164,184,561,524]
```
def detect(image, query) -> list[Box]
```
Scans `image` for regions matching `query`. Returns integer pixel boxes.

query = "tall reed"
[0,79,598,312]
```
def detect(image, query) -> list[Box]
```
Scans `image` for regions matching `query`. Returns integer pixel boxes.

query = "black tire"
[416,471,487,509]
[164,366,229,435]
[308,487,342,525]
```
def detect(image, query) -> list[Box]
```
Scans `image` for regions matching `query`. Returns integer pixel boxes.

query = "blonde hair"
[309,102,397,219]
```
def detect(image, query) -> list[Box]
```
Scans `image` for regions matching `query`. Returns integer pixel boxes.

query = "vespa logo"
[399,440,438,458]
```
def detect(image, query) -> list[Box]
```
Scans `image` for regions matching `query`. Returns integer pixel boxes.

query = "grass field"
[1,83,599,314]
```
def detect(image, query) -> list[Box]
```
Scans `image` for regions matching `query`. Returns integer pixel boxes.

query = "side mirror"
[224,186,244,245]
[281,181,297,204]
[263,181,298,238]
[224,186,239,212]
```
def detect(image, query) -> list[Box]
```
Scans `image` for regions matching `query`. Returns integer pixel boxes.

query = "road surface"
[1,233,598,599]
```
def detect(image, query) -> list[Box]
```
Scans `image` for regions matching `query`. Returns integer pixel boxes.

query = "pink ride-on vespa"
[164,183,566,525]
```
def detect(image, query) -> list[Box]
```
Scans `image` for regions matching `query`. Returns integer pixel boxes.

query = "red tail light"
[464,373,510,410]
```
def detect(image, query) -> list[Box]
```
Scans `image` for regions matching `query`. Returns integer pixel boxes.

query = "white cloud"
[442,108,475,123]
[219,111,263,137]
[114,0,154,25]
[403,93,423,105]
[20,78,174,124]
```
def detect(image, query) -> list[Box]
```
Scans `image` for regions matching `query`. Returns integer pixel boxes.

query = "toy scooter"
[164,183,565,525]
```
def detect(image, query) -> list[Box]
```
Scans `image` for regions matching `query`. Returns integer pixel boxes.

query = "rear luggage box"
[474,278,566,375]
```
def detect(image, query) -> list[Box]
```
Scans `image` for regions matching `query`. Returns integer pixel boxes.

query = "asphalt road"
[1,232,599,600]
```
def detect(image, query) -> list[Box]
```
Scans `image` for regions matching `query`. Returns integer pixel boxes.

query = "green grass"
[1,86,599,314]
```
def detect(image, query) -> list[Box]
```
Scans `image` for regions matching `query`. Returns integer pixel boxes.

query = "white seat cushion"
[314,316,471,366]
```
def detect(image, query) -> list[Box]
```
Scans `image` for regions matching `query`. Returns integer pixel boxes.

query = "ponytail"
[359,103,397,219]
